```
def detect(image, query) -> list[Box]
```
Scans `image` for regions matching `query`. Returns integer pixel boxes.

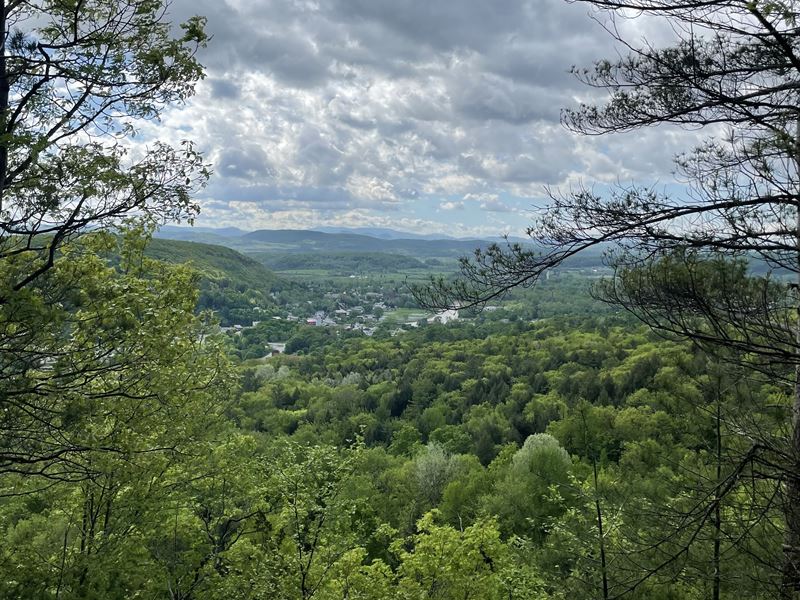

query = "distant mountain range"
[156,226,496,258]
[155,226,248,245]
[154,225,609,269]
[158,225,463,241]
[313,226,456,240]
[158,225,536,244]
[238,229,492,257]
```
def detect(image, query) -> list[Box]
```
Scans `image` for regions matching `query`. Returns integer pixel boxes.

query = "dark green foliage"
[1,243,786,598]
[253,251,427,273]
[146,238,278,290]
[144,238,281,326]
[2,0,794,594]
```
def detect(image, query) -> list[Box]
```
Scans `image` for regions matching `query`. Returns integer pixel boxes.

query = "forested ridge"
[3,0,800,599]
[2,246,791,598]
[142,238,282,327]
[5,246,789,598]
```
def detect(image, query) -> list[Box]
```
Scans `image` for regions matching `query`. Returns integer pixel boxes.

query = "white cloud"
[149,0,692,234]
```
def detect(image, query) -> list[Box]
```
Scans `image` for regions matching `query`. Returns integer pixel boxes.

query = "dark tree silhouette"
[415,1,800,596]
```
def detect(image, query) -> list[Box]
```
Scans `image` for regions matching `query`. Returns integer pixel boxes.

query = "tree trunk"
[582,405,610,599]
[783,117,800,599]
[0,0,9,214]
[712,383,721,600]
[784,366,800,598]
[783,370,800,598]
[593,457,609,600]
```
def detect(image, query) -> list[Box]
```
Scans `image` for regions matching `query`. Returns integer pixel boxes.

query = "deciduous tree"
[416,1,800,595]
[0,0,209,294]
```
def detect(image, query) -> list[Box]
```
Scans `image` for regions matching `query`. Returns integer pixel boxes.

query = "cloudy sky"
[149,0,691,237]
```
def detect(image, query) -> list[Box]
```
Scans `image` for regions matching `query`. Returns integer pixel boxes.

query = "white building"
[428,309,459,325]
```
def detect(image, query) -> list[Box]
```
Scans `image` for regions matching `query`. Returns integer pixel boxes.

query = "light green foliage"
[257,441,375,600]
[392,511,538,600]
[0,230,241,598]
[438,454,489,528]
[489,434,574,540]
[315,548,395,600]
[414,443,456,505]
[150,435,264,599]
[0,230,233,484]
[0,1,210,293]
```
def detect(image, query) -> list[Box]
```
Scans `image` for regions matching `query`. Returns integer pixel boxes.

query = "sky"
[147,0,695,238]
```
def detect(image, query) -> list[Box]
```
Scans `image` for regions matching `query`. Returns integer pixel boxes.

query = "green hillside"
[144,238,280,326]
[251,251,428,273]
[145,238,278,289]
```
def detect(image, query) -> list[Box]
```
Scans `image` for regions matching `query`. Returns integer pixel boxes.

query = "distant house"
[428,309,459,325]
[267,342,287,356]
[307,311,333,326]
[352,323,375,336]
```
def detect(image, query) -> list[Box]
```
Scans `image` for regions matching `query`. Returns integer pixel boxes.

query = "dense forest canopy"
[1,1,799,600]
[418,2,800,596]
